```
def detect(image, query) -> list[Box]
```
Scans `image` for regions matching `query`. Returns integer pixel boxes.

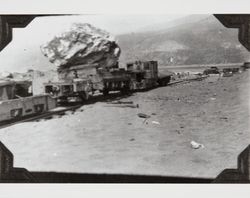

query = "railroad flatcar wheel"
[120,88,128,94]
[163,80,167,86]
[120,84,130,94]
[102,89,109,96]
[58,96,68,104]
[129,81,134,91]
[166,76,171,85]
[79,91,89,101]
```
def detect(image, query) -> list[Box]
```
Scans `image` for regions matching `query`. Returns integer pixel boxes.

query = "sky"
[0,15,186,73]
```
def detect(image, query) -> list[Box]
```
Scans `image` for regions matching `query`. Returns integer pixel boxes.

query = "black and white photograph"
[0,2,250,195]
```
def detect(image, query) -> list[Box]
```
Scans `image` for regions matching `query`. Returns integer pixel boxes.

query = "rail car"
[44,67,131,103]
[126,60,171,89]
[44,61,172,103]
[0,80,56,123]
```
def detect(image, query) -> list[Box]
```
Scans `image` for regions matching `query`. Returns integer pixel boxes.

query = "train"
[0,61,171,123]
[44,60,171,103]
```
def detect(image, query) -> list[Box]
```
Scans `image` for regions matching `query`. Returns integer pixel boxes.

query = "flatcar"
[44,61,172,102]
[44,65,131,102]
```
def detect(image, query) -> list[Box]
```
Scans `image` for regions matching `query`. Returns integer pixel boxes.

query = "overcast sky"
[0,15,186,73]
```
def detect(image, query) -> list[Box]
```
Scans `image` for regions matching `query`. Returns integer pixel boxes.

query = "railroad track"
[168,76,207,86]
[0,104,82,130]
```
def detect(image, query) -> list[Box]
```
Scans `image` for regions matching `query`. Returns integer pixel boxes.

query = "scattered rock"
[52,115,62,119]
[109,101,134,104]
[137,113,151,119]
[105,104,139,108]
[175,130,181,134]
[75,108,84,112]
[65,111,74,115]
[190,141,204,149]
[152,121,160,125]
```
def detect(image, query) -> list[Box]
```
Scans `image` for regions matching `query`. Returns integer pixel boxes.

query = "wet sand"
[0,69,249,178]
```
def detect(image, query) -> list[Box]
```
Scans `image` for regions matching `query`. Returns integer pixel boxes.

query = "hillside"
[0,15,249,73]
[117,15,250,66]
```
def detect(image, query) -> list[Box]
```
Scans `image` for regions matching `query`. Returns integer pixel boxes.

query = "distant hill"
[0,15,249,73]
[116,15,250,67]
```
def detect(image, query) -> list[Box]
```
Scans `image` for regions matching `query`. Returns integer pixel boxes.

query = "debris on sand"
[108,101,134,105]
[137,113,151,124]
[152,121,160,125]
[190,141,204,149]
[65,110,75,115]
[219,117,228,121]
[75,109,84,112]
[105,104,139,108]
[137,113,151,119]
[106,101,138,108]
[175,130,181,134]
[143,119,149,124]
